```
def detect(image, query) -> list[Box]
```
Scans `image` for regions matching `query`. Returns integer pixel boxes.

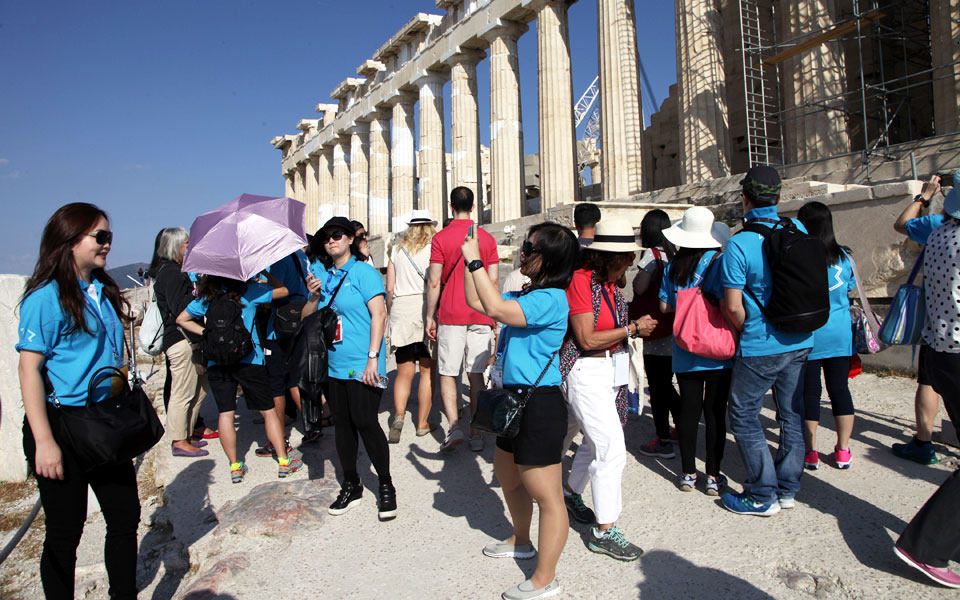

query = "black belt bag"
[273,299,307,337]
[472,352,555,439]
[53,366,165,472]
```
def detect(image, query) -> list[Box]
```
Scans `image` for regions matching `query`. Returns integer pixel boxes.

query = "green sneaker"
[587,526,643,561]
[892,437,938,465]
[564,493,596,524]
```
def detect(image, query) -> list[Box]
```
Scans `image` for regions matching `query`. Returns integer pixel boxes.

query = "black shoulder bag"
[472,346,556,439]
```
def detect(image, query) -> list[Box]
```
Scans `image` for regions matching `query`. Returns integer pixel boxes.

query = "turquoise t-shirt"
[16,279,125,407]
[659,250,733,373]
[500,288,568,387]
[905,214,947,245]
[185,281,274,366]
[316,256,387,380]
[265,250,310,340]
[719,206,815,357]
[809,253,855,360]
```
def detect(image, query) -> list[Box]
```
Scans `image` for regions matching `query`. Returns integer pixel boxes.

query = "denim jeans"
[727,348,810,504]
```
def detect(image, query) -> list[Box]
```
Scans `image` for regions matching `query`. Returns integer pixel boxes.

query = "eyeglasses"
[322,230,346,243]
[521,240,542,256]
[88,230,113,245]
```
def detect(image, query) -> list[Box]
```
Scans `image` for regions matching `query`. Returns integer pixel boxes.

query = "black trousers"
[897,349,960,567]
[323,378,390,484]
[643,354,680,440]
[23,414,141,600]
[676,369,731,476]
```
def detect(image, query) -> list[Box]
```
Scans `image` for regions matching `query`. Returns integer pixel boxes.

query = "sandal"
[415,423,440,437]
[388,418,404,444]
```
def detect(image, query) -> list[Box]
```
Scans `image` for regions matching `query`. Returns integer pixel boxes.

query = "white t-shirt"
[390,244,431,298]
[922,220,960,353]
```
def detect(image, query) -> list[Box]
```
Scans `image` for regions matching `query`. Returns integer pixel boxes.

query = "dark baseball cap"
[740,165,782,201]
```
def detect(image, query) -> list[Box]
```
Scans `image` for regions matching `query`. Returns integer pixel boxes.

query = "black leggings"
[23,416,140,600]
[676,369,731,476]
[643,354,680,440]
[323,378,391,485]
[797,357,854,421]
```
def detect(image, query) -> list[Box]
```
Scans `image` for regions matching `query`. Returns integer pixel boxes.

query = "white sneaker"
[440,428,465,451]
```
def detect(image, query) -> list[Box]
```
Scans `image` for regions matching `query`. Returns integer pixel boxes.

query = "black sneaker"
[564,493,596,524]
[328,481,363,515]
[587,526,644,561]
[255,439,292,457]
[378,482,397,521]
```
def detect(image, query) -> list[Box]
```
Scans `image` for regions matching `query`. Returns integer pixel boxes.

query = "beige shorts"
[437,324,493,376]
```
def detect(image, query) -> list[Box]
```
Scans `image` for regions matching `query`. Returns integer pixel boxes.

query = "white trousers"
[563,355,627,525]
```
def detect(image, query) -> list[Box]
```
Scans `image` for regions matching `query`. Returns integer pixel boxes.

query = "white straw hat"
[662,206,730,249]
[587,219,642,253]
[407,209,437,226]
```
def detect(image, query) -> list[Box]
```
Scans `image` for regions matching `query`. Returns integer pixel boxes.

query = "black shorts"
[495,385,568,466]
[207,363,274,413]
[917,344,933,386]
[395,342,431,364]
[264,338,297,397]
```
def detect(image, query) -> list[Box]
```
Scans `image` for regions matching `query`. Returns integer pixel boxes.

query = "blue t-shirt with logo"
[500,288,568,387]
[265,250,310,340]
[17,279,125,407]
[185,281,274,366]
[315,256,387,380]
[719,205,814,357]
[659,250,733,373]
[905,214,947,245]
[810,253,855,360]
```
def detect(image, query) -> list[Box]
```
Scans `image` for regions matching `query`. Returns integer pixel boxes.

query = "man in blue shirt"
[719,165,814,517]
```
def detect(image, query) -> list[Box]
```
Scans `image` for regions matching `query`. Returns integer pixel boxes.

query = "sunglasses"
[88,230,113,245]
[521,240,542,256]
[321,230,347,243]
[356,232,368,241]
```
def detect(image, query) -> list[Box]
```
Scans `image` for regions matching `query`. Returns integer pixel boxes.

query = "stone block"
[176,552,251,600]
[0,274,29,482]
[871,181,923,199]
[214,479,337,540]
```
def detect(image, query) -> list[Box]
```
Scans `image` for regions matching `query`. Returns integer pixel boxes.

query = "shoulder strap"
[906,249,925,286]
[442,251,465,287]
[848,254,882,333]
[401,247,426,281]
[327,267,352,306]
[518,352,557,409]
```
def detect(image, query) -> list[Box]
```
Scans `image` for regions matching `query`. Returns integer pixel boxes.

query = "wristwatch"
[368,351,380,359]
[466,259,484,272]
[914,194,929,205]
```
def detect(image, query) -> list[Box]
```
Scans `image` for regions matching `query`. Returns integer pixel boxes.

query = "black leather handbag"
[472,352,556,439]
[54,366,164,472]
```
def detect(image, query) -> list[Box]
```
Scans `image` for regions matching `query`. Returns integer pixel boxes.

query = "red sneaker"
[894,545,960,588]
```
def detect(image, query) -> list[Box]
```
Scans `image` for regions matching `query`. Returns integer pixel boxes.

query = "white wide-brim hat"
[407,209,438,226]
[663,206,730,249]
[587,219,642,253]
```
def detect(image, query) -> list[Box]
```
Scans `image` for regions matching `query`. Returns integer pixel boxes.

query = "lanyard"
[83,290,122,365]
[600,284,621,328]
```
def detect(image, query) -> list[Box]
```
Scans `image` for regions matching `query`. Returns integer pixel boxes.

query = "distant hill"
[107,262,151,289]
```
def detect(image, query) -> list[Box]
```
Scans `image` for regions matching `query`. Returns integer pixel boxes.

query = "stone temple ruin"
[271,0,960,296]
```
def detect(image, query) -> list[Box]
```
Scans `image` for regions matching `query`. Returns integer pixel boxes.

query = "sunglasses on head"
[521,240,542,256]
[321,230,347,243]
[88,230,113,245]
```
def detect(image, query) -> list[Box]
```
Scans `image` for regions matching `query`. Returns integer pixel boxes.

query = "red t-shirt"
[566,267,621,353]
[430,219,498,326]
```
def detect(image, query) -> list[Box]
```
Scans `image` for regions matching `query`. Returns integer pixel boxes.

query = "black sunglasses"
[88,230,113,245]
[521,240,542,256]
[321,230,347,243]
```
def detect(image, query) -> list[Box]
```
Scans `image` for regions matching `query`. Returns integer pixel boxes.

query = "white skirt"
[389,294,433,352]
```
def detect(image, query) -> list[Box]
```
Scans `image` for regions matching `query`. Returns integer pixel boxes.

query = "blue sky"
[0,1,677,275]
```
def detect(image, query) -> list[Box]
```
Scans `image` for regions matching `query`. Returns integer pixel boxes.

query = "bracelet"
[624,326,630,338]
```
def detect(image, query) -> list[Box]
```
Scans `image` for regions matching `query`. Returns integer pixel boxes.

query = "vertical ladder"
[739,0,783,166]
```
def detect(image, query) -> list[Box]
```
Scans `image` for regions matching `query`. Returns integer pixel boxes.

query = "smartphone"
[468,224,474,237]
[936,173,954,189]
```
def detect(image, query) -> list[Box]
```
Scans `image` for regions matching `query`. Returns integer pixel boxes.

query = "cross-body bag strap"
[290,254,309,299]
[401,247,426,281]
[326,266,352,307]
[848,254,881,331]
[517,351,557,409]
[442,251,464,287]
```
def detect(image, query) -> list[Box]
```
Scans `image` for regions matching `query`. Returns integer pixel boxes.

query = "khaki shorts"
[437,324,493,376]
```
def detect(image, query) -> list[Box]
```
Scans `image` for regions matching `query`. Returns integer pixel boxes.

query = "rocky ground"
[2,368,959,600]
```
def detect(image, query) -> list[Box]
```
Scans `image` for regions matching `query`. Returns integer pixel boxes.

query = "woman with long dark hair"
[795,201,856,470]
[657,207,733,494]
[18,202,140,599]
[463,222,579,600]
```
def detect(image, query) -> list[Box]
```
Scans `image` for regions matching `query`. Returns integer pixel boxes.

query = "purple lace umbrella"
[182,194,307,282]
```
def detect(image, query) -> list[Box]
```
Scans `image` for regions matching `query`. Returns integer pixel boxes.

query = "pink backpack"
[673,254,737,360]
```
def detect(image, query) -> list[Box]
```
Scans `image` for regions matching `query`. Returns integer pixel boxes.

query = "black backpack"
[199,296,254,366]
[740,217,830,334]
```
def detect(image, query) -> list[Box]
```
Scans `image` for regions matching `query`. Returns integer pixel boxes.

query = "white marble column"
[304,156,320,233]
[446,51,485,223]
[536,0,578,209]
[284,172,295,198]
[349,123,370,224]
[416,72,448,223]
[484,22,528,223]
[317,145,335,228]
[368,112,391,235]
[333,135,351,218]
[390,96,417,231]
[931,0,960,135]
[597,0,644,199]
[293,163,307,202]
[676,0,730,183]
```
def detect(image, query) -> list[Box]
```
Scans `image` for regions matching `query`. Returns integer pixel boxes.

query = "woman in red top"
[559,219,656,561]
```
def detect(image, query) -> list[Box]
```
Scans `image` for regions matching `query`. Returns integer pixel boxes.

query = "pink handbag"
[673,255,737,361]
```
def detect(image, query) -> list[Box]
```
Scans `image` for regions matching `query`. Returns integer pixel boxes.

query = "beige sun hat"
[662,206,730,249]
[587,219,642,253]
